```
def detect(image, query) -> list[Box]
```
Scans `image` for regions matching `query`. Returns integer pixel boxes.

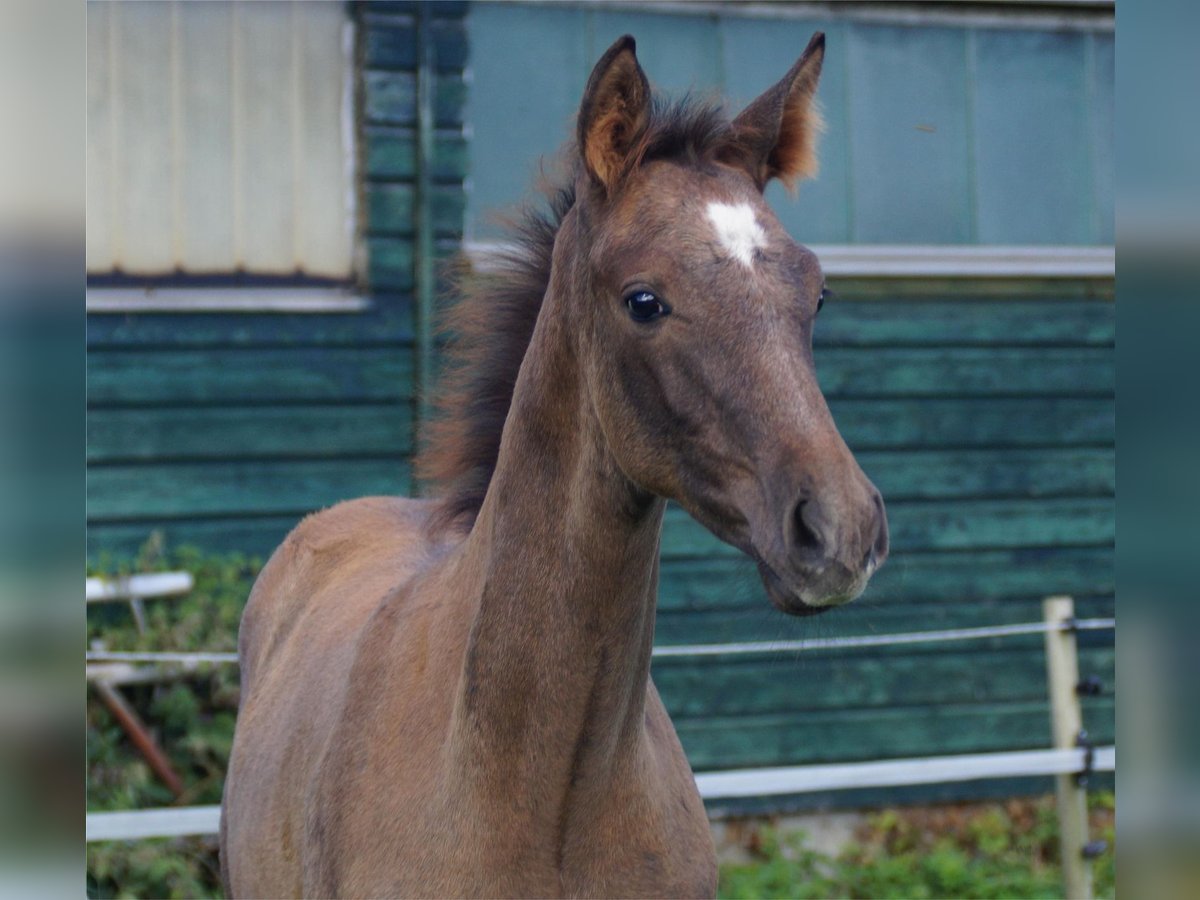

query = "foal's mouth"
[753,556,868,617]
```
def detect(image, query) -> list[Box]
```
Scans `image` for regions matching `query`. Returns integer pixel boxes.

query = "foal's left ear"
[578,35,651,193]
[720,32,826,191]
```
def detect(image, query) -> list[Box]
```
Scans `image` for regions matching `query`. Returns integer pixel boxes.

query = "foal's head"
[564,34,888,613]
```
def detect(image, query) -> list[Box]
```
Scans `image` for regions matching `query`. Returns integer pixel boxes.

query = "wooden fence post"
[1043,595,1092,900]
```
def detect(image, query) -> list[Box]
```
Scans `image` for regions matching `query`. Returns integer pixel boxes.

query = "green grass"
[718,794,1115,899]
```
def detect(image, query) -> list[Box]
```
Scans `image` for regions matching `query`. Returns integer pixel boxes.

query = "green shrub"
[86,543,259,898]
[717,793,1116,900]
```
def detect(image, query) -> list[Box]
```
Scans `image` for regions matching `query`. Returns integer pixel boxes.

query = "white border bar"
[465,242,1114,279]
[85,746,1115,840]
[696,746,1115,799]
[86,572,194,603]
[85,287,371,313]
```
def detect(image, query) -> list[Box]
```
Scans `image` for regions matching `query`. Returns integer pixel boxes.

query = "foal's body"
[223,33,888,898]
[224,310,713,897]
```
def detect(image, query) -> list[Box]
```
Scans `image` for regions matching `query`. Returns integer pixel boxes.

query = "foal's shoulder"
[238,496,444,680]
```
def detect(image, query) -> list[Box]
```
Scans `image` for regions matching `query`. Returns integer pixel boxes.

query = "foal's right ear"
[577,35,651,193]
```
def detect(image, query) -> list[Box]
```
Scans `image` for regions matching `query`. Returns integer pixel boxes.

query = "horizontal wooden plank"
[675,698,1114,770]
[87,496,1115,563]
[85,299,415,348]
[828,396,1114,449]
[87,346,414,406]
[654,596,1115,648]
[362,16,468,71]
[87,459,411,520]
[367,183,465,236]
[87,405,413,463]
[657,546,1113,612]
[367,237,415,290]
[823,276,1113,302]
[814,299,1113,347]
[859,447,1113,500]
[814,346,1113,397]
[364,127,468,180]
[654,647,1114,717]
[87,516,302,562]
[362,70,466,126]
[660,498,1114,558]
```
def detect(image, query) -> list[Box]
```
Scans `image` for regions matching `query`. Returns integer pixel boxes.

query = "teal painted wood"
[368,183,466,237]
[847,24,972,243]
[654,596,1115,647]
[365,127,468,181]
[657,547,1113,612]
[85,301,416,349]
[720,16,850,244]
[363,70,466,127]
[855,447,1114,501]
[87,405,413,463]
[814,346,1113,397]
[362,14,468,72]
[588,10,722,93]
[652,647,1115,717]
[88,516,312,562]
[660,498,1114,559]
[465,5,1112,247]
[464,2,588,237]
[973,29,1091,244]
[87,458,411,520]
[1090,33,1114,244]
[813,299,1114,347]
[674,697,1114,770]
[827,397,1114,450]
[87,346,414,405]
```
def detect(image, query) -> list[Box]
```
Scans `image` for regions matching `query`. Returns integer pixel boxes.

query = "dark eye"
[625,290,670,323]
[817,284,833,314]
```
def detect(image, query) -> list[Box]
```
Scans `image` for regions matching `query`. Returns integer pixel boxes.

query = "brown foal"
[221,32,887,899]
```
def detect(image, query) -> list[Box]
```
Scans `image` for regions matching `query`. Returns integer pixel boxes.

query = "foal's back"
[221,496,464,896]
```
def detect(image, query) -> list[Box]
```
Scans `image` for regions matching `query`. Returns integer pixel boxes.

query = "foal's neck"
[451,277,664,828]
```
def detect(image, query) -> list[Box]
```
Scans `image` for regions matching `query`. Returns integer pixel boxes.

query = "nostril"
[791,499,824,557]
[871,492,889,563]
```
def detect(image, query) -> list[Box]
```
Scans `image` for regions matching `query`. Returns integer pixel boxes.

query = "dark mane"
[417,96,732,529]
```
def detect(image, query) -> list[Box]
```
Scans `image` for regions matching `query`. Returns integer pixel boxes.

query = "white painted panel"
[295,3,353,277]
[85,2,113,271]
[86,0,353,279]
[177,0,235,272]
[114,0,174,274]
[234,0,295,273]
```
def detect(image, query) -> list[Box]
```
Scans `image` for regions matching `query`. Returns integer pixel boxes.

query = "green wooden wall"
[465,2,1113,246]
[86,1,1114,808]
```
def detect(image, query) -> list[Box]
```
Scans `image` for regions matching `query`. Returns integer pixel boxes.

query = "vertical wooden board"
[177,0,235,272]
[720,17,850,244]
[465,3,587,240]
[234,0,295,272]
[587,10,721,94]
[296,1,352,278]
[113,0,173,273]
[86,1,113,271]
[1090,33,1114,245]
[973,29,1091,245]
[846,24,972,243]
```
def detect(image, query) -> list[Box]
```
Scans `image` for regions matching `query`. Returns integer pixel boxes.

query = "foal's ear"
[721,32,826,191]
[578,35,651,193]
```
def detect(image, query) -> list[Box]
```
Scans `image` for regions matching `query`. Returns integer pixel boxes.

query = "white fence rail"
[85,744,1115,842]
